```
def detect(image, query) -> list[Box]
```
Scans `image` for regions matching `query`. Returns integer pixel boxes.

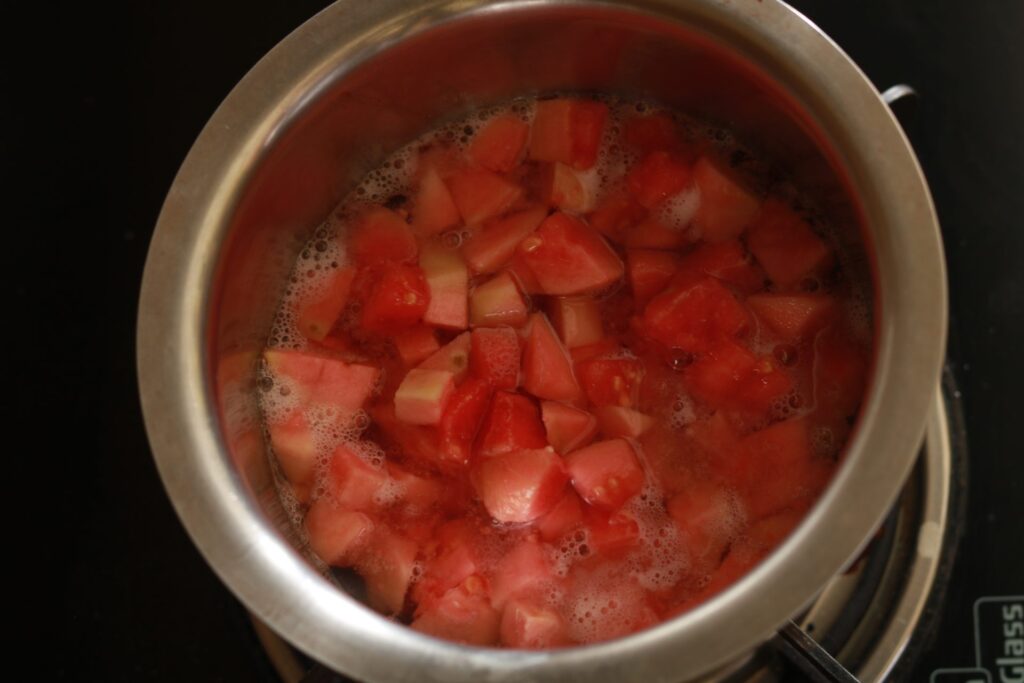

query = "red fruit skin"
[475,391,548,458]
[626,151,693,209]
[639,276,750,353]
[474,447,568,523]
[470,327,521,390]
[500,600,572,649]
[469,113,530,172]
[746,199,833,288]
[518,212,624,296]
[348,207,418,265]
[565,439,645,511]
[359,264,430,335]
[522,312,582,402]
[438,378,494,466]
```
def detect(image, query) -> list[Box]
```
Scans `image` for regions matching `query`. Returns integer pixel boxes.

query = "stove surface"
[46,1,1023,681]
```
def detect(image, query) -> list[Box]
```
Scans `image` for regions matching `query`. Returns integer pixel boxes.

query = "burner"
[246,368,966,683]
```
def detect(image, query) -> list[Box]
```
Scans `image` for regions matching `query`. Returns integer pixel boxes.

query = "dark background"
[35,1,1022,680]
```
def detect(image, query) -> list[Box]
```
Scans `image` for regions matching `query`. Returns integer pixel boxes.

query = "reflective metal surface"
[137,1,947,681]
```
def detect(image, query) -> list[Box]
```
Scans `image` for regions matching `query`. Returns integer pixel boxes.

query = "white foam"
[655,184,701,232]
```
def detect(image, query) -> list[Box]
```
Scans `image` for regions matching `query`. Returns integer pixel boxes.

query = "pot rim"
[137,1,947,680]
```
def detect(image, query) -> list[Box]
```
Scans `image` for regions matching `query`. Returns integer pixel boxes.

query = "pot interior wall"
[208,4,865,556]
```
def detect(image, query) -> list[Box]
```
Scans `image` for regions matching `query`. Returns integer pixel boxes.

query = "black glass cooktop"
[47,1,1022,680]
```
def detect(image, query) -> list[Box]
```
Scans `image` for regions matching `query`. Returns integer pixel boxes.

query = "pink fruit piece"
[565,439,645,511]
[470,271,529,328]
[420,243,469,330]
[541,401,597,455]
[304,502,375,567]
[394,368,456,426]
[474,447,568,523]
[522,312,581,402]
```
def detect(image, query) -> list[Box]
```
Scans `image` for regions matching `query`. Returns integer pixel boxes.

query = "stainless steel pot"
[137,1,947,681]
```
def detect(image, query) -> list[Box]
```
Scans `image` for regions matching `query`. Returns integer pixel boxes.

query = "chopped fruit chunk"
[814,327,868,418]
[522,312,581,402]
[538,491,587,545]
[474,447,568,523]
[737,356,794,416]
[690,157,761,242]
[622,216,690,250]
[438,378,493,466]
[296,265,356,341]
[412,578,501,646]
[541,401,598,455]
[529,100,574,164]
[627,249,681,304]
[419,243,468,330]
[412,167,461,235]
[668,483,745,571]
[468,113,530,172]
[540,162,595,213]
[640,276,749,353]
[507,250,544,294]
[594,406,656,438]
[747,199,833,288]
[413,520,484,603]
[501,600,571,649]
[264,349,380,412]
[447,167,522,225]
[683,340,757,409]
[369,403,444,472]
[386,463,444,514]
[258,97,872,644]
[587,188,646,242]
[357,528,419,615]
[304,504,375,567]
[626,151,693,209]
[529,98,608,170]
[684,340,793,416]
[419,331,472,382]
[462,206,547,274]
[676,239,765,294]
[267,412,318,494]
[570,100,609,170]
[576,356,644,408]
[475,390,548,458]
[385,462,444,516]
[325,444,390,511]
[394,326,440,366]
[548,297,603,349]
[359,264,430,335]
[584,507,641,557]
[565,439,645,510]
[490,539,557,609]
[518,212,624,295]
[394,368,456,426]
[747,293,837,341]
[727,418,831,519]
[470,327,521,390]
[348,207,418,265]
[470,271,529,328]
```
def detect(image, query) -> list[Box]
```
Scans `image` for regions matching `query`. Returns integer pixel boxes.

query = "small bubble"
[670,352,695,371]
[801,277,821,292]
[441,230,463,249]
[774,344,798,366]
